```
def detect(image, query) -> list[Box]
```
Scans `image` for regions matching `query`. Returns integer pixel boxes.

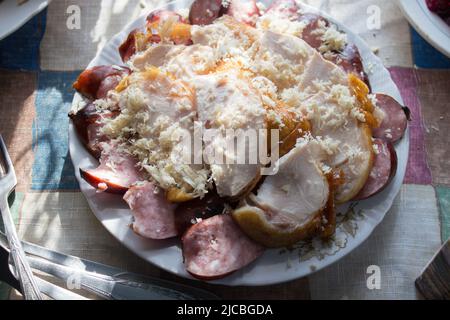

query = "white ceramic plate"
[398,0,450,58]
[0,0,51,40]
[69,0,409,286]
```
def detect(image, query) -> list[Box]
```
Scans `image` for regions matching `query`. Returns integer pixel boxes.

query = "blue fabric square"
[32,70,81,190]
[411,27,450,69]
[0,9,47,71]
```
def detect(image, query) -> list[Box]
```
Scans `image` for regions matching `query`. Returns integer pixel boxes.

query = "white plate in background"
[0,0,51,40]
[398,0,450,58]
[70,0,409,286]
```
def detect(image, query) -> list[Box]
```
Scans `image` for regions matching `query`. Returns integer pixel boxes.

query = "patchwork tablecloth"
[0,0,449,300]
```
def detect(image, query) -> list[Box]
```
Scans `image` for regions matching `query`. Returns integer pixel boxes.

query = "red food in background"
[426,0,450,24]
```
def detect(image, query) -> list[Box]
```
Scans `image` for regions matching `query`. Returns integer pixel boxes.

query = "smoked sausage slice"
[124,182,178,240]
[73,65,131,100]
[372,94,409,143]
[354,139,398,200]
[189,0,223,25]
[80,142,145,194]
[182,214,264,280]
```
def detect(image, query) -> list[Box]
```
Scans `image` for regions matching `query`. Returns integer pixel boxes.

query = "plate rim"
[0,0,51,41]
[397,0,450,58]
[69,0,409,286]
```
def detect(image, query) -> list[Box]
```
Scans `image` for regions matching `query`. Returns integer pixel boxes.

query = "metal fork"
[0,231,218,300]
[0,135,42,300]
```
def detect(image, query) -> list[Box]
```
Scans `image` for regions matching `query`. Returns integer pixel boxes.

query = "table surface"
[0,0,449,300]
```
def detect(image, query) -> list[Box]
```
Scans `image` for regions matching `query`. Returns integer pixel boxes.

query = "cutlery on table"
[0,135,42,300]
[0,231,218,300]
[0,135,218,300]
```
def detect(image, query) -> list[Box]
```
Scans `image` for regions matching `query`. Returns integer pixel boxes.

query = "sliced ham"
[124,181,177,240]
[354,139,398,200]
[372,94,409,143]
[226,0,260,26]
[189,0,223,25]
[182,214,264,280]
[73,66,131,99]
[80,142,145,194]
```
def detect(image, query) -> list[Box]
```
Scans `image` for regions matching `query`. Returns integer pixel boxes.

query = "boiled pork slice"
[102,67,210,197]
[193,69,267,198]
[131,44,218,80]
[233,139,330,248]
[254,30,374,204]
[300,92,374,203]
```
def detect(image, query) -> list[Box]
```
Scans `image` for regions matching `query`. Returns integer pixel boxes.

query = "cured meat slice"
[329,44,370,88]
[147,10,188,25]
[182,214,264,280]
[372,94,408,143]
[297,14,370,87]
[69,103,117,159]
[73,66,131,100]
[174,192,225,235]
[266,0,300,20]
[124,181,177,239]
[189,0,223,25]
[73,66,131,99]
[354,139,398,200]
[80,142,145,194]
[226,0,260,26]
[298,13,329,49]
[119,28,162,62]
